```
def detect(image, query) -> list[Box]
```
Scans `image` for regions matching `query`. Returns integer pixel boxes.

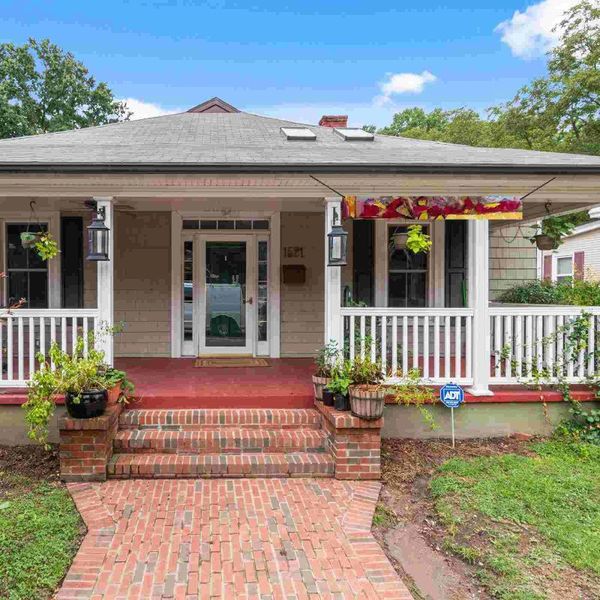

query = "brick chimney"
[319,115,348,128]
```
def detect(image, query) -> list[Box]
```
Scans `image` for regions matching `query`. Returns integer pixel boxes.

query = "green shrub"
[499,278,600,306]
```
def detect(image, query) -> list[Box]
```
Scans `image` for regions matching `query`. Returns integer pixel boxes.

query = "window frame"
[554,253,574,284]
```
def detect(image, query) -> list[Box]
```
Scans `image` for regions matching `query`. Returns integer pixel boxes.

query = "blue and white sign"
[440,383,464,409]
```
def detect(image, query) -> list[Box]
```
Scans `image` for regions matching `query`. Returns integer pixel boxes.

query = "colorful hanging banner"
[342,195,522,220]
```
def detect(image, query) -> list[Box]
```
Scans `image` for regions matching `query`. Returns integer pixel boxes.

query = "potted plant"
[322,385,335,406]
[389,225,432,254]
[328,361,352,411]
[348,356,386,420]
[19,230,59,260]
[23,338,113,446]
[20,231,41,249]
[100,366,135,405]
[313,341,339,401]
[529,216,577,250]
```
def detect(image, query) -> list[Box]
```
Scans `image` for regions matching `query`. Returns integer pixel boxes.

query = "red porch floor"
[115,357,316,409]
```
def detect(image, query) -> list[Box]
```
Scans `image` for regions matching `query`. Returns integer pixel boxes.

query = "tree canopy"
[372,1,600,155]
[0,38,129,139]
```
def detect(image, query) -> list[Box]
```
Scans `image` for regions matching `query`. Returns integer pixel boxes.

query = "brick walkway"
[57,479,412,600]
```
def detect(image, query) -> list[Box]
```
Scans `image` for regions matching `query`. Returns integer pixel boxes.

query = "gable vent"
[280,127,317,141]
[333,128,374,141]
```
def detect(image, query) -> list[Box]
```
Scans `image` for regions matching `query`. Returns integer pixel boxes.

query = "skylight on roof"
[333,128,374,141]
[280,127,317,141]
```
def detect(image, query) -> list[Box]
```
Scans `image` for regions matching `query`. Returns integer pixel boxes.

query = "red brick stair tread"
[119,407,322,429]
[108,452,335,478]
[114,427,328,454]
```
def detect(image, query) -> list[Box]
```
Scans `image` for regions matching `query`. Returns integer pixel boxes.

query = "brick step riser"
[118,423,323,431]
[107,453,335,479]
[113,431,328,455]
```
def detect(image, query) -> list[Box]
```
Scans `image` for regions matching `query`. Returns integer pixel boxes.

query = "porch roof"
[1,104,600,174]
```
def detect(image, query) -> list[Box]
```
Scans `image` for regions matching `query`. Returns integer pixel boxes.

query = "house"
[541,211,600,282]
[0,97,599,480]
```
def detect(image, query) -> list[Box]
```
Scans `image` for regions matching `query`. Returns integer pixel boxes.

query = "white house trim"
[95,197,114,365]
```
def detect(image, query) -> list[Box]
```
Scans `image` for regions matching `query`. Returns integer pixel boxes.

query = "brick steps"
[107,452,335,478]
[119,408,322,430]
[113,428,328,454]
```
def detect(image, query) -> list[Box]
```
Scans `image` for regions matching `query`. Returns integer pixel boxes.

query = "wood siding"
[280,212,324,357]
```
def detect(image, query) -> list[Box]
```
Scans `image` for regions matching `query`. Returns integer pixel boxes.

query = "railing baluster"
[402,316,408,376]
[503,315,512,379]
[28,317,35,379]
[494,314,501,378]
[536,315,543,375]
[71,317,77,355]
[433,316,440,380]
[412,316,419,371]
[465,315,472,380]
[444,315,451,378]
[17,317,24,382]
[380,316,387,374]
[391,316,398,377]
[545,316,555,379]
[50,318,57,370]
[370,315,376,362]
[525,315,533,378]
[7,317,13,381]
[39,317,45,361]
[454,316,461,379]
[588,314,595,377]
[360,316,366,360]
[556,315,564,379]
[61,317,67,353]
[423,316,429,379]
[514,315,522,378]
[83,317,89,357]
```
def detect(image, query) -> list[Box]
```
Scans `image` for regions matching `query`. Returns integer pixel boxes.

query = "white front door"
[197,234,256,355]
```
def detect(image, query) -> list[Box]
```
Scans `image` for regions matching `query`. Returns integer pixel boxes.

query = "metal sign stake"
[451,407,455,448]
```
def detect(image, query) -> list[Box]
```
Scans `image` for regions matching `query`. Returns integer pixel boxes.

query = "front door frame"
[171,211,281,359]
[197,233,255,356]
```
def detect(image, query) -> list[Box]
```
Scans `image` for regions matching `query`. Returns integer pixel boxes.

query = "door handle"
[245,297,254,305]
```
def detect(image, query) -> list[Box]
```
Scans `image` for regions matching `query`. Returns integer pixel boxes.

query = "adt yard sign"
[440,383,464,409]
[440,383,464,448]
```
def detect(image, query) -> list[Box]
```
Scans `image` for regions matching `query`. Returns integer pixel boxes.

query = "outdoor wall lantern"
[327,207,348,266]
[87,207,110,261]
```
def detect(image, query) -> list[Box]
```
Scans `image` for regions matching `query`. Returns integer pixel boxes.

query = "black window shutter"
[61,217,84,308]
[352,220,374,305]
[445,221,468,307]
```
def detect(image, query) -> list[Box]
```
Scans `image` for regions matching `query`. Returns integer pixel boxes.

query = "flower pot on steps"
[312,375,330,401]
[322,388,334,406]
[349,385,385,420]
[65,389,108,419]
[333,393,350,412]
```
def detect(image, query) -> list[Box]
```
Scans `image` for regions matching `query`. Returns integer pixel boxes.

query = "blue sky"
[1,0,573,126]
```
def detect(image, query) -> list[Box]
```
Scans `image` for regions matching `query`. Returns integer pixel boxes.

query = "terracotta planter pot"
[312,375,330,401]
[349,385,385,420]
[106,385,121,405]
[534,234,559,251]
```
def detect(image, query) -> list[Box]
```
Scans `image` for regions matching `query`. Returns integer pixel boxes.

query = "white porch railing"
[0,309,100,387]
[341,307,475,385]
[489,305,600,384]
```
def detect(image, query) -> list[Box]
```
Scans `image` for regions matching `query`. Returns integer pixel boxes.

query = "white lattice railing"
[0,309,101,387]
[341,307,475,385]
[489,305,600,384]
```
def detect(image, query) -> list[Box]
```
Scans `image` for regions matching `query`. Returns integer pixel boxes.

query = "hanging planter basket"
[534,234,559,251]
[391,232,408,250]
[20,231,41,249]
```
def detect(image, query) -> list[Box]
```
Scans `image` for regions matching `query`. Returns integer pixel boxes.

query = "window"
[280,127,316,141]
[257,240,268,343]
[556,256,573,284]
[333,128,374,141]
[388,225,428,307]
[183,219,270,231]
[6,223,49,308]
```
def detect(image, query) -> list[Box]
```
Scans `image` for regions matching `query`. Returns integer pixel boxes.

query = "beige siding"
[280,212,324,357]
[489,225,538,300]
[542,229,600,279]
[114,211,171,357]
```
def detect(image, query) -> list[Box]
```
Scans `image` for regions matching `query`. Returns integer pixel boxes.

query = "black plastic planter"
[65,389,108,419]
[322,389,334,406]
[333,393,350,411]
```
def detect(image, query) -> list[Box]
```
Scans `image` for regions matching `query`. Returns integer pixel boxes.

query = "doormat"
[195,357,271,368]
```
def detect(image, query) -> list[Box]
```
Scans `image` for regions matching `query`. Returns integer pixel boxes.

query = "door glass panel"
[257,241,268,342]
[205,241,246,347]
[183,241,194,342]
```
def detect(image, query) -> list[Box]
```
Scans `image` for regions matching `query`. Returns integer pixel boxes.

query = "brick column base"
[315,401,382,480]
[59,403,121,482]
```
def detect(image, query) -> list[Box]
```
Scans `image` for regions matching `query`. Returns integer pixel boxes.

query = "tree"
[377,2,599,156]
[0,38,129,139]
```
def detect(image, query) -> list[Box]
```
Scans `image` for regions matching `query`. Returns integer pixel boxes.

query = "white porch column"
[467,220,493,396]
[95,197,114,366]
[324,197,343,349]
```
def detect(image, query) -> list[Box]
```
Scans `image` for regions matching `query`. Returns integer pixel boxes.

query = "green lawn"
[430,441,600,600]
[0,474,83,600]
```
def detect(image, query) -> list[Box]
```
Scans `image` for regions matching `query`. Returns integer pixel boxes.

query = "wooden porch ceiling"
[0,172,597,221]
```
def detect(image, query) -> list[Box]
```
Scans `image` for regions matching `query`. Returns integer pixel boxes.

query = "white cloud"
[495,0,578,59]
[121,98,182,120]
[375,71,437,104]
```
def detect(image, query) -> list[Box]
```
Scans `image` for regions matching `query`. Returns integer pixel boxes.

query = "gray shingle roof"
[1,110,600,171]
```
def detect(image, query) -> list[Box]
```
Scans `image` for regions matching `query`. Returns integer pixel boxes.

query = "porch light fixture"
[87,207,110,261]
[327,207,348,266]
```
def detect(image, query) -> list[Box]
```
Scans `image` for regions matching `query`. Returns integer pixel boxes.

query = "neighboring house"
[541,218,600,282]
[0,96,599,400]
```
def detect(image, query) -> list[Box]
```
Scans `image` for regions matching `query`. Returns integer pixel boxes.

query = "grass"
[430,441,600,599]
[0,473,83,600]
